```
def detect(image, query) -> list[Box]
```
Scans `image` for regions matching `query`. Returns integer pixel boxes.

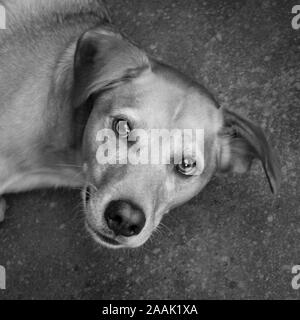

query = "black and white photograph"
[0,0,299,302]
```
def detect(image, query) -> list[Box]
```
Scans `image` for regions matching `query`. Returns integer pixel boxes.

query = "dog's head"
[71,28,280,248]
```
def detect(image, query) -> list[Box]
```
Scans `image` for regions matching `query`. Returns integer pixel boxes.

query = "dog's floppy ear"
[73,28,150,107]
[217,108,281,194]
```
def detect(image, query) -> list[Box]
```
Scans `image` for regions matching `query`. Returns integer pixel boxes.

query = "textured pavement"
[0,0,299,299]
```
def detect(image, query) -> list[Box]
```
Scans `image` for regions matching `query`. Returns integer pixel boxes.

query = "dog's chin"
[85,221,124,249]
[85,220,147,249]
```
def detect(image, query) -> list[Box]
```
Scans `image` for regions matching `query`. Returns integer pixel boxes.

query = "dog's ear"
[217,108,281,194]
[72,28,150,107]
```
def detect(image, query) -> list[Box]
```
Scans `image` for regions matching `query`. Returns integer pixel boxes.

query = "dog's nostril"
[104,200,146,237]
[129,225,138,233]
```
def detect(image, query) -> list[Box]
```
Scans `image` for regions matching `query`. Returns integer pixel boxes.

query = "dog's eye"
[176,158,197,176]
[113,119,132,138]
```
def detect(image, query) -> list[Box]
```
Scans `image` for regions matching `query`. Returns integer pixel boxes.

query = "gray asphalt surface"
[0,0,299,299]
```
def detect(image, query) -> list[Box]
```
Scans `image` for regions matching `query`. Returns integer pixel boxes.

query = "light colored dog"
[0,0,280,248]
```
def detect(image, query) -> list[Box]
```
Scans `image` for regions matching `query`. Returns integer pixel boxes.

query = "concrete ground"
[0,0,299,300]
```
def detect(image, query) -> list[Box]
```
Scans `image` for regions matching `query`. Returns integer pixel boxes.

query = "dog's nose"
[104,200,146,237]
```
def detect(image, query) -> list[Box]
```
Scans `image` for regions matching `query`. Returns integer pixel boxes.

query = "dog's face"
[72,28,280,248]
[81,65,222,248]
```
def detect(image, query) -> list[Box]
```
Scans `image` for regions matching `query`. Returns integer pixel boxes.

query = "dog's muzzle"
[84,186,147,247]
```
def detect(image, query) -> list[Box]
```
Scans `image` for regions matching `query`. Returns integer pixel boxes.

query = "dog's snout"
[104,200,146,237]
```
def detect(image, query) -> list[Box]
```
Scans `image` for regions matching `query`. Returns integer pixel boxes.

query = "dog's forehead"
[114,69,222,133]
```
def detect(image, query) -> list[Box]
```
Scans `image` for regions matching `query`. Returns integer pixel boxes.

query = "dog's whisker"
[53,164,83,169]
[158,222,173,236]
[87,183,98,192]
[71,202,84,217]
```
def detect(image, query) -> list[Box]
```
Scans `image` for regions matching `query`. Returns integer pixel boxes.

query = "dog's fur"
[0,0,280,248]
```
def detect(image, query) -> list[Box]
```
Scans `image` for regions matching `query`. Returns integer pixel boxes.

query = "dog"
[0,0,280,249]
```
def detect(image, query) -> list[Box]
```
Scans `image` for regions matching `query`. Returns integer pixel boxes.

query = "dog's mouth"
[85,220,121,247]
[83,187,121,247]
